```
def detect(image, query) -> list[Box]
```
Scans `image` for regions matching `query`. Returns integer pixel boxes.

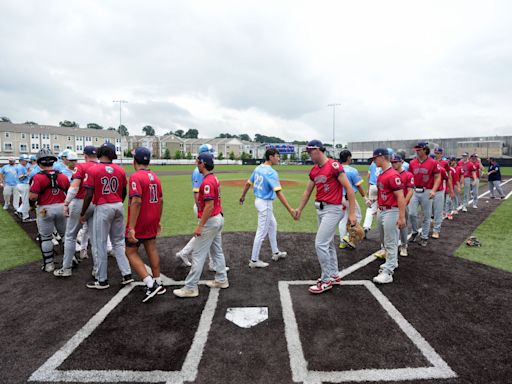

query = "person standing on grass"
[0,157,18,210]
[487,157,505,199]
[294,140,356,295]
[125,147,166,303]
[15,154,32,222]
[174,153,229,298]
[239,148,294,268]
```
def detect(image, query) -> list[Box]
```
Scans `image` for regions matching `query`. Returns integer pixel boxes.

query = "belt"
[314,201,339,210]
[414,187,425,193]
[379,206,398,211]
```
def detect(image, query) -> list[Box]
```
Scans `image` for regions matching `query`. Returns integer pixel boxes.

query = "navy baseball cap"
[462,152,469,157]
[390,154,402,163]
[414,141,429,150]
[134,147,151,163]
[83,145,97,156]
[369,148,389,160]
[306,140,323,151]
[197,153,214,167]
[434,147,443,153]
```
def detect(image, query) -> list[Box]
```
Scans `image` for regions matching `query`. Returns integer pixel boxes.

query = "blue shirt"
[1,164,19,186]
[368,162,378,185]
[402,161,409,171]
[343,164,363,194]
[28,164,41,182]
[15,164,30,185]
[488,163,501,182]
[249,164,282,200]
[191,167,203,193]
[53,161,66,173]
[60,165,74,181]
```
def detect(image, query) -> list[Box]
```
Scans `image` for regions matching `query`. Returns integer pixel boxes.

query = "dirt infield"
[1,183,511,383]
[221,179,301,188]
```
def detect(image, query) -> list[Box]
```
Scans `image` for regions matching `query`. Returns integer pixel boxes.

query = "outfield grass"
[0,210,41,271]
[455,197,512,272]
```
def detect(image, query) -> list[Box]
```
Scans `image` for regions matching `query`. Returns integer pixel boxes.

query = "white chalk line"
[279,280,457,383]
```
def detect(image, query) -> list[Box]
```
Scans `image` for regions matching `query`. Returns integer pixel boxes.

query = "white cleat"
[206,279,229,289]
[272,251,287,261]
[399,245,408,257]
[173,287,199,298]
[373,271,393,284]
[249,260,269,268]
[176,251,192,267]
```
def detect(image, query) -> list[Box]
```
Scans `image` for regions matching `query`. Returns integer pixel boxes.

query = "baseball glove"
[343,223,365,249]
[465,236,481,247]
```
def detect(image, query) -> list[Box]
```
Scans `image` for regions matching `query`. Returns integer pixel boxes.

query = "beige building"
[0,122,126,158]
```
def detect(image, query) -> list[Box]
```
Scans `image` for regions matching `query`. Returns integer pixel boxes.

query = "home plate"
[226,307,268,328]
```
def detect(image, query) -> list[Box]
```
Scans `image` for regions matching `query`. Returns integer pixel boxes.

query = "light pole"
[327,103,340,157]
[113,100,127,162]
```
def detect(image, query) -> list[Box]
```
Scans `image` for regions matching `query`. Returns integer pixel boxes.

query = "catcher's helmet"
[198,144,215,154]
[36,148,58,166]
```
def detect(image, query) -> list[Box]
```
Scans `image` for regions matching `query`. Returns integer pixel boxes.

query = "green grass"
[455,197,512,272]
[0,209,41,271]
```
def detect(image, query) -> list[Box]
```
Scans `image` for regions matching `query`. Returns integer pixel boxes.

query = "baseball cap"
[306,140,324,151]
[61,149,70,158]
[414,141,429,150]
[197,153,214,167]
[83,145,97,156]
[19,154,29,161]
[66,151,78,161]
[462,152,469,157]
[390,154,402,163]
[29,155,37,161]
[369,148,389,160]
[198,144,215,154]
[134,147,151,163]
[470,153,478,158]
[8,157,15,163]
[434,147,443,153]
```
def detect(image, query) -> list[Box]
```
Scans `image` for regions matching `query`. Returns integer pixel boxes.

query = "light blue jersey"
[343,164,363,194]
[28,164,41,182]
[368,162,378,185]
[191,167,203,192]
[1,164,19,186]
[60,165,74,181]
[403,161,410,171]
[16,164,30,185]
[249,164,282,200]
[53,161,66,173]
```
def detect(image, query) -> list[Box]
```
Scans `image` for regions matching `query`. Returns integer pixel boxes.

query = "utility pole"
[113,100,127,162]
[327,103,341,157]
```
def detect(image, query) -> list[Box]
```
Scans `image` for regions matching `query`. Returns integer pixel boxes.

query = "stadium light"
[328,103,341,157]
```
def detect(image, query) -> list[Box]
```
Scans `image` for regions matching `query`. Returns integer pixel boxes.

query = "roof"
[0,122,121,138]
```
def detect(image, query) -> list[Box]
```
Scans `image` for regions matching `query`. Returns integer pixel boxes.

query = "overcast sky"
[1,0,511,143]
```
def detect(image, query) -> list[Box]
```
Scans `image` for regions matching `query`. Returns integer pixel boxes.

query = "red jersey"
[435,167,449,192]
[71,161,97,199]
[409,157,440,189]
[399,169,414,197]
[309,159,344,205]
[198,173,222,219]
[460,161,476,178]
[452,166,461,184]
[30,170,70,205]
[126,169,163,239]
[83,162,127,205]
[471,160,482,177]
[438,159,450,173]
[377,167,403,208]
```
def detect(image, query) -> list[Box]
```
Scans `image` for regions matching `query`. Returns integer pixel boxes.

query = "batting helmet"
[36,148,58,166]
[198,144,215,154]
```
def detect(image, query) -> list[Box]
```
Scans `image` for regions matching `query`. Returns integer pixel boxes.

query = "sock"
[143,276,154,288]
[154,276,162,285]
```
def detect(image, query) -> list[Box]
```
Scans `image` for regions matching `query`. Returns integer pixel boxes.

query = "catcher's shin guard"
[39,232,55,269]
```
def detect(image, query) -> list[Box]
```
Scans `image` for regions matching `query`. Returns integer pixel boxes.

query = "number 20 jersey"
[83,162,127,205]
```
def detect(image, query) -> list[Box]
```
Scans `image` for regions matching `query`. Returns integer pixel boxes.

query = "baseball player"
[15,154,32,221]
[175,144,226,272]
[239,148,294,268]
[391,154,414,257]
[27,155,41,182]
[174,153,229,298]
[431,148,452,239]
[470,154,484,208]
[337,150,365,249]
[445,157,462,219]
[53,146,98,278]
[371,149,406,284]
[295,140,356,295]
[81,142,133,290]
[0,157,18,210]
[362,160,378,235]
[487,157,505,199]
[459,153,477,212]
[29,149,70,272]
[125,147,166,302]
[408,142,441,247]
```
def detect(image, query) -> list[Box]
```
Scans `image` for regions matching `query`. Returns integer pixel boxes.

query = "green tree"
[0,116,12,122]
[184,129,199,139]
[282,154,288,161]
[186,151,193,160]
[87,123,103,130]
[107,127,116,131]
[118,124,129,136]
[175,150,183,160]
[174,129,184,138]
[163,147,171,159]
[301,152,310,162]
[217,151,224,160]
[239,134,251,141]
[229,151,236,160]
[142,125,155,136]
[59,120,79,128]
[124,149,133,158]
[254,133,284,143]
[24,121,37,125]
[290,153,297,161]
[241,151,251,160]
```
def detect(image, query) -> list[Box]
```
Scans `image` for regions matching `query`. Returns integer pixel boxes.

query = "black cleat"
[121,274,135,285]
[142,283,164,303]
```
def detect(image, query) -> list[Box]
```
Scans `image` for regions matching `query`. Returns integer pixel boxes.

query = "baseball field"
[0,164,511,384]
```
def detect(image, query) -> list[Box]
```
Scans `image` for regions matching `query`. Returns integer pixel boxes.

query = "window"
[68,136,71,141]
[41,134,49,140]
[54,135,58,140]
[43,144,50,149]
[4,132,10,138]
[86,136,91,141]
[76,144,83,151]
[53,144,60,152]
[21,133,26,139]
[4,143,12,151]
[116,138,121,143]
[31,133,39,139]
[66,145,73,150]
[95,137,99,142]
[20,144,28,152]
[31,143,39,150]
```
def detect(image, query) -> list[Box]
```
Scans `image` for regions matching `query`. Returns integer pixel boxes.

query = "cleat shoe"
[462,207,468,212]
[372,249,387,259]
[452,210,459,215]
[53,268,72,277]
[78,249,89,261]
[86,280,110,290]
[3,205,8,210]
[339,242,347,249]
[249,260,269,268]
[22,217,35,223]
[373,271,393,284]
[399,245,408,257]
[52,238,59,246]
[176,251,192,267]
[447,214,453,220]
[431,232,440,239]
[472,204,478,209]
[410,232,421,243]
[43,262,55,273]
[316,274,342,285]
[142,283,164,303]
[272,251,287,261]
[206,279,229,289]
[121,274,134,285]
[173,287,199,298]
[107,249,114,257]
[419,238,428,247]
[364,228,370,239]
[308,280,333,294]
